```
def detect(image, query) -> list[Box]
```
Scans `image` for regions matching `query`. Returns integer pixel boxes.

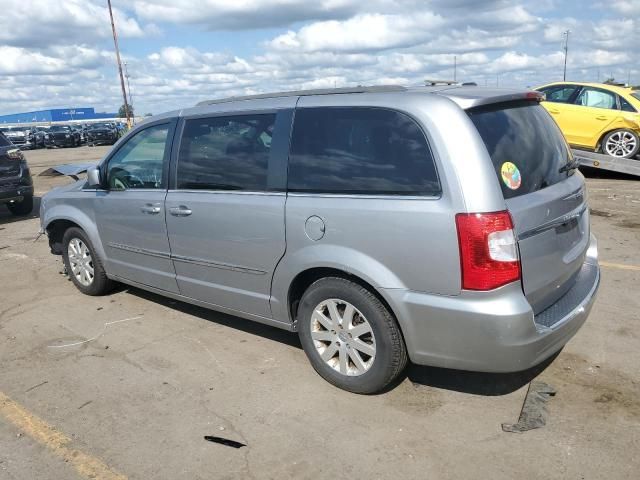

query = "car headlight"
[7,148,24,160]
[45,134,50,139]
[65,134,70,138]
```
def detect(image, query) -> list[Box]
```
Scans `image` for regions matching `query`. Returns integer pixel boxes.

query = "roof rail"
[196,85,407,106]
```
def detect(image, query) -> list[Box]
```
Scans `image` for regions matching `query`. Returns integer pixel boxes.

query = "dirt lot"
[1,147,639,480]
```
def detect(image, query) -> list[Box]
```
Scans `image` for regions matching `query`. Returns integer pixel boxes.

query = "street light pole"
[124,62,134,124]
[453,55,457,83]
[563,30,571,81]
[107,0,131,127]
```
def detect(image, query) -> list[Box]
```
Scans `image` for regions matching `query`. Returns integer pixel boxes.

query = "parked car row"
[0,122,126,150]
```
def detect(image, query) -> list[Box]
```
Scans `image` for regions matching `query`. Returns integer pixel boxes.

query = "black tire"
[7,195,33,216]
[62,227,113,296]
[601,129,640,159]
[297,277,408,394]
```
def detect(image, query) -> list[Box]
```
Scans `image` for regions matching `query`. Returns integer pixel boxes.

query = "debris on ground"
[204,436,246,449]
[502,381,557,433]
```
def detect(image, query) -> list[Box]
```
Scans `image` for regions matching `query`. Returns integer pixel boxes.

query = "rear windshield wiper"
[559,159,580,174]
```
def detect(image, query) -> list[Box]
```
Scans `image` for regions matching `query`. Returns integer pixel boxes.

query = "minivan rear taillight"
[455,211,521,291]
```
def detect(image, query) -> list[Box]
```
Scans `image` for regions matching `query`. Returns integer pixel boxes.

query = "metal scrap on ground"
[502,381,557,433]
[38,163,96,181]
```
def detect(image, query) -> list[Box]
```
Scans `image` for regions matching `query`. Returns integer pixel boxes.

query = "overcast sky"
[0,0,638,116]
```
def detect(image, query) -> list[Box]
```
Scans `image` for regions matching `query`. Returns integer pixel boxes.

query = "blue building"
[0,108,119,124]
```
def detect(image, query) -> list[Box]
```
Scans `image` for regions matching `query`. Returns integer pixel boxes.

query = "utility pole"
[107,0,131,127]
[124,62,134,124]
[453,55,457,83]
[562,30,571,81]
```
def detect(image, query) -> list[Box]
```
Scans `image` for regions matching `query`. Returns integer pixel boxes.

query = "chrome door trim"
[107,242,171,259]
[171,254,267,275]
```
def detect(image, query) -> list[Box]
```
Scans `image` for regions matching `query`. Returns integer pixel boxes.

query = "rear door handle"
[140,203,161,215]
[169,206,192,217]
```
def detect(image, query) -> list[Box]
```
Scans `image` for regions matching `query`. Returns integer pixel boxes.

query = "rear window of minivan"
[468,101,574,199]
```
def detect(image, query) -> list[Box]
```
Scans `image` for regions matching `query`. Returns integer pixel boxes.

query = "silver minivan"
[41,85,600,393]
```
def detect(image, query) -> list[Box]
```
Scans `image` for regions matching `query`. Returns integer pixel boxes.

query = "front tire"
[601,129,640,159]
[7,195,33,216]
[62,227,113,296]
[298,277,407,394]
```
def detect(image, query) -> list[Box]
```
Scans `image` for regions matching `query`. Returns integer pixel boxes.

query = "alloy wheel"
[67,238,94,287]
[605,131,638,157]
[310,299,376,376]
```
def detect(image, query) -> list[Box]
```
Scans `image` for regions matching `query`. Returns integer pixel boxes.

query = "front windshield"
[50,126,71,132]
[89,124,110,130]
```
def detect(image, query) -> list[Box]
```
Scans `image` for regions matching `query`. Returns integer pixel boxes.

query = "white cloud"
[608,0,640,15]
[268,13,445,52]
[0,0,146,48]
[131,0,368,29]
[0,1,638,116]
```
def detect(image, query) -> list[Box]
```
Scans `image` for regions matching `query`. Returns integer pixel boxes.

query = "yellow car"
[535,82,640,159]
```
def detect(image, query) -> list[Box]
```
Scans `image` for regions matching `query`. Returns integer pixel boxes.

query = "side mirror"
[87,166,102,188]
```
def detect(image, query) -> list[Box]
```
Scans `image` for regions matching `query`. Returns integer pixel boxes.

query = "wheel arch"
[597,126,640,153]
[43,208,106,261]
[286,266,401,336]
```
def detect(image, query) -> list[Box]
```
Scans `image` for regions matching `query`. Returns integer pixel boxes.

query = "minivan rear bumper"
[381,235,600,373]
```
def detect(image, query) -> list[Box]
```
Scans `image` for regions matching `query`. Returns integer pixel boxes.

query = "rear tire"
[601,129,640,159]
[297,277,407,394]
[7,195,33,216]
[62,227,113,296]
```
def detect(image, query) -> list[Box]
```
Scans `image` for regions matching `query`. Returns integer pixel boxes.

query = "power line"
[107,0,131,127]
[124,61,134,122]
[562,30,571,81]
[453,55,457,83]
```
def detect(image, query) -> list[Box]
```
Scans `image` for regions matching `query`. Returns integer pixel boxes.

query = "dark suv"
[44,125,80,148]
[86,123,119,146]
[0,132,34,216]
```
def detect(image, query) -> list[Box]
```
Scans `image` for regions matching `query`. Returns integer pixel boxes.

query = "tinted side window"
[288,108,439,195]
[107,124,169,190]
[178,114,275,191]
[575,87,617,110]
[540,85,578,103]
[619,96,637,112]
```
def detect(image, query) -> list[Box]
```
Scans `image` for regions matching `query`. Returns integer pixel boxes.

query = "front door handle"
[548,108,560,114]
[140,203,161,215]
[169,206,192,217]
[596,115,608,120]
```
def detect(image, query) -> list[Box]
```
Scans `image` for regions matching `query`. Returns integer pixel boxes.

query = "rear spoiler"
[39,163,95,181]
[435,87,544,110]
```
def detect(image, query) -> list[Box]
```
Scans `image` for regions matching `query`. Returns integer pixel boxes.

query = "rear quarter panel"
[270,92,507,323]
